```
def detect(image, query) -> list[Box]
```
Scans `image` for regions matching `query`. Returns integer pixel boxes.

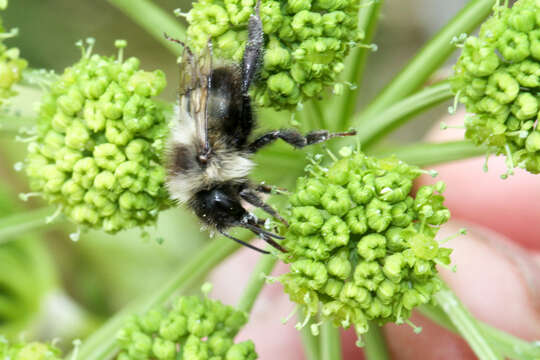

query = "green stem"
[107,0,186,56]
[0,206,60,244]
[337,0,383,130]
[299,310,321,360]
[371,140,485,166]
[310,100,327,130]
[73,236,241,360]
[236,254,278,313]
[418,304,540,360]
[356,0,495,125]
[320,321,343,360]
[364,322,390,360]
[355,82,453,148]
[0,115,36,131]
[434,284,499,360]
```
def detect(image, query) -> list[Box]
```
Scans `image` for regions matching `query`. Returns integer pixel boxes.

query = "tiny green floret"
[0,5,27,106]
[451,0,540,176]
[0,339,63,360]
[116,289,258,359]
[279,148,452,342]
[23,40,170,233]
[185,0,368,110]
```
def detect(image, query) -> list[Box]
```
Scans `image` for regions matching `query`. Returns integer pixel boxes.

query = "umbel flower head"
[116,285,257,360]
[278,148,453,341]
[0,3,27,106]
[23,39,170,234]
[451,0,540,176]
[0,338,62,360]
[185,0,369,110]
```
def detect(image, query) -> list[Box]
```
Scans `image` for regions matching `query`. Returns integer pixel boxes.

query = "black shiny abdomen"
[190,184,247,230]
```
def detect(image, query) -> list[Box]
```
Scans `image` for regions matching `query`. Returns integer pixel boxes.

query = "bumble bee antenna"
[163,33,192,54]
[218,229,269,254]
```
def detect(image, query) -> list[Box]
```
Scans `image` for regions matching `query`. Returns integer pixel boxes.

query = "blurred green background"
[0,0,468,350]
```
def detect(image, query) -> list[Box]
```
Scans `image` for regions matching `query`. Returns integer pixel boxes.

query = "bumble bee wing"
[178,40,212,156]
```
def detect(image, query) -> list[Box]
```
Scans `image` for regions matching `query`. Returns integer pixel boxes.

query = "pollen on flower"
[23,39,171,233]
[185,0,369,110]
[278,148,452,341]
[115,289,258,360]
[451,0,540,176]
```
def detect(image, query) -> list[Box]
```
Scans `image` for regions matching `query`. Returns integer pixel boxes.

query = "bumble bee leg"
[218,229,269,254]
[240,188,289,226]
[240,222,287,253]
[241,0,263,94]
[248,129,357,153]
[254,182,289,194]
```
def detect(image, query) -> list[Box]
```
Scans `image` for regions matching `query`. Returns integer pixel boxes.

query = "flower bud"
[117,292,256,359]
[280,149,452,340]
[24,40,170,233]
[452,0,540,174]
[186,0,363,110]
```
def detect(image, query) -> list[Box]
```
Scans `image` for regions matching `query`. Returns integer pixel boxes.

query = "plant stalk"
[0,206,59,244]
[355,82,453,148]
[107,0,186,56]
[372,140,485,166]
[419,304,540,360]
[299,310,321,360]
[434,283,499,360]
[237,254,278,314]
[73,236,241,360]
[337,0,384,130]
[356,0,495,126]
[320,321,343,360]
[364,322,390,360]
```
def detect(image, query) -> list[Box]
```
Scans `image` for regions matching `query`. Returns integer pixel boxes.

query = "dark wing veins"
[178,39,213,165]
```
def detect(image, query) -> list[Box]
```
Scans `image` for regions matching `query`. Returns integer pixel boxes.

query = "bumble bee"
[164,1,355,254]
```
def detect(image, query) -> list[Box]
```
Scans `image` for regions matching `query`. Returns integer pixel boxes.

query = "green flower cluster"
[185,0,365,110]
[0,339,62,360]
[278,149,452,340]
[451,0,540,175]
[24,40,170,233]
[0,1,27,106]
[116,292,257,359]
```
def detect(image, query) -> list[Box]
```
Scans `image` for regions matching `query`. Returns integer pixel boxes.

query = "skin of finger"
[416,109,540,250]
[438,221,540,340]
[360,221,540,360]
[208,224,540,359]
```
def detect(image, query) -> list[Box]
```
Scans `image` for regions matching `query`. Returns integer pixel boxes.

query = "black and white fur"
[164,1,355,254]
